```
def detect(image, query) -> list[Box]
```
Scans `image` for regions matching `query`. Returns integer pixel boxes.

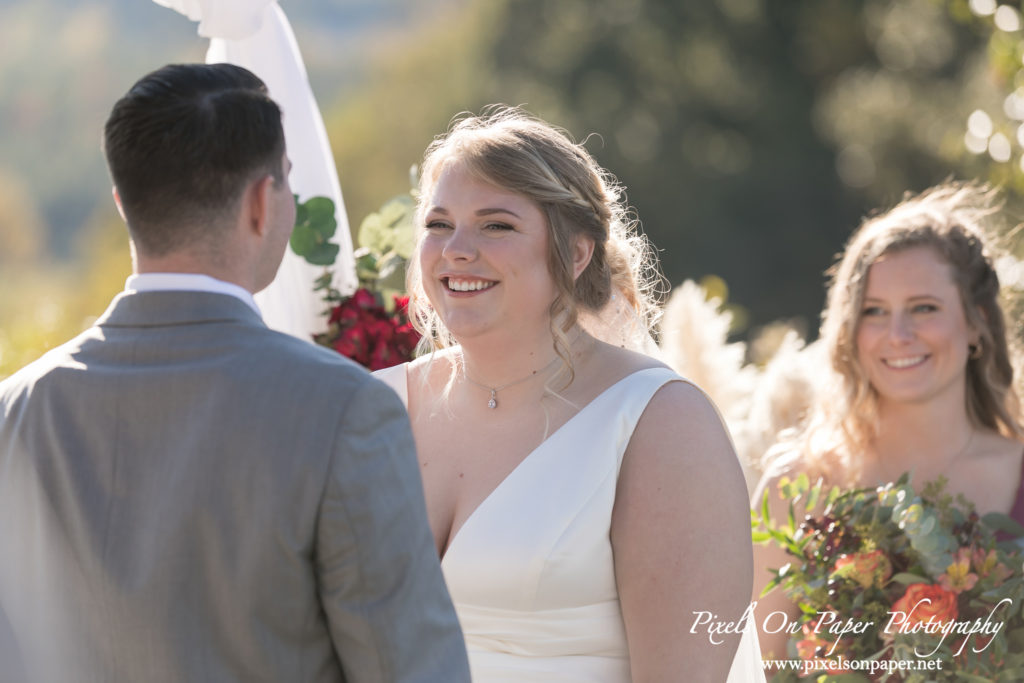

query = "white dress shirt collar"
[124,273,260,314]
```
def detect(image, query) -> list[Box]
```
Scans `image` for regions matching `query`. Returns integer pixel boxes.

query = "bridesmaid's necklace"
[463,356,560,409]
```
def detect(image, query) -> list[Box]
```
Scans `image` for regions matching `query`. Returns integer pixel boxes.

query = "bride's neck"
[457,331,565,388]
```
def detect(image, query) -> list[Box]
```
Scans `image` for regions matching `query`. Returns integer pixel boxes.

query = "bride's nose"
[442,226,478,262]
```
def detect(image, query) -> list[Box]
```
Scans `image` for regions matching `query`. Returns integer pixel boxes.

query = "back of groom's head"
[103,63,286,256]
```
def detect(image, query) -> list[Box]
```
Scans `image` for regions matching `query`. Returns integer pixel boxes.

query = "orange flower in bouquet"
[888,583,958,630]
[752,473,1024,681]
[832,549,893,590]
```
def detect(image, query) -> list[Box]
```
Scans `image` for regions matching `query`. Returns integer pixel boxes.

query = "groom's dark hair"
[103,63,286,255]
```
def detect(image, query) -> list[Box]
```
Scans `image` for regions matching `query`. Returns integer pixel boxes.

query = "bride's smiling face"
[418,162,558,341]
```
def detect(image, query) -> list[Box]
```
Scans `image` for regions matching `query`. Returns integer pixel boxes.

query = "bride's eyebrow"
[425,207,522,218]
[476,207,521,218]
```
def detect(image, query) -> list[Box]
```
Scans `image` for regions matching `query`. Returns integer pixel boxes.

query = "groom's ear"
[111,186,127,223]
[244,174,275,237]
[571,235,596,281]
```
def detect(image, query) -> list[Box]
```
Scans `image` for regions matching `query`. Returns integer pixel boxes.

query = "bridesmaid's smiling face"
[419,162,557,341]
[855,246,976,409]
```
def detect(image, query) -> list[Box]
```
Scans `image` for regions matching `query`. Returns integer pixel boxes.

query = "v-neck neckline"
[438,367,669,563]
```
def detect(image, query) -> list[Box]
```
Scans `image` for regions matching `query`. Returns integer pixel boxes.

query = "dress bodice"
[374,362,765,682]
[376,365,679,681]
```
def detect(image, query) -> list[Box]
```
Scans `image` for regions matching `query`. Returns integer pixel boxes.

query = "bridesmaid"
[376,107,760,681]
[751,182,1024,662]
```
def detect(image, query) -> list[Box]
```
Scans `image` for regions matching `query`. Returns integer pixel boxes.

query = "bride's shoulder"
[589,339,671,375]
[395,347,463,404]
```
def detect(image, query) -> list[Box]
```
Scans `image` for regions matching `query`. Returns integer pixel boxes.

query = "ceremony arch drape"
[153,0,357,341]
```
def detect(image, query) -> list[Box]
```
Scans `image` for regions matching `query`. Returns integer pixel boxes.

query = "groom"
[0,64,469,682]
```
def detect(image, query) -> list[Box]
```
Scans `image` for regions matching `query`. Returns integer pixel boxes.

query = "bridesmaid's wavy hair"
[407,106,662,385]
[796,182,1024,484]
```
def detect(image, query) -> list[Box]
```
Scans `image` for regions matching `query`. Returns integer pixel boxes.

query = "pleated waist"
[455,599,628,657]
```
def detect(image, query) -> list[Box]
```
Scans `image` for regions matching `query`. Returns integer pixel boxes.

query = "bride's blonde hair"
[407,106,662,387]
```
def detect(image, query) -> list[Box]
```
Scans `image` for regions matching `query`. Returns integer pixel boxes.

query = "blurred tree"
[939,0,1024,192]
[325,1,501,228]
[936,0,1024,338]
[0,167,45,262]
[0,207,129,380]
[326,0,995,334]
[479,0,997,330]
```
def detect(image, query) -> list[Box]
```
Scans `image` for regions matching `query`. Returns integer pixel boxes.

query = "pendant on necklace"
[487,389,497,409]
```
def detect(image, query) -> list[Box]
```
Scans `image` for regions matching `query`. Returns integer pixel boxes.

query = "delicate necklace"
[463,356,560,409]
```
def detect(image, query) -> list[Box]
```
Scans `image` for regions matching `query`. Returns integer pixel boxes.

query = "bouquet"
[290,192,421,370]
[752,472,1024,681]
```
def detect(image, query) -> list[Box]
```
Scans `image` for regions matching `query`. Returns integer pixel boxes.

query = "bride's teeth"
[448,279,493,292]
[886,356,925,368]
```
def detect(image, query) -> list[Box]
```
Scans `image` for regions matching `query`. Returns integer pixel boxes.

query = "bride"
[376,107,763,681]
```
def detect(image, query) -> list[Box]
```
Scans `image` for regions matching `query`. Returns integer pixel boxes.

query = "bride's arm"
[612,381,753,683]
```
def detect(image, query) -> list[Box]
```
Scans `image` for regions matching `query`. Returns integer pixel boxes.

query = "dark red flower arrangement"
[314,289,420,371]
[290,192,420,371]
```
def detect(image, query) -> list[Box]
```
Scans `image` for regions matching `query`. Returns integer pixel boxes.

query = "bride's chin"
[439,316,494,342]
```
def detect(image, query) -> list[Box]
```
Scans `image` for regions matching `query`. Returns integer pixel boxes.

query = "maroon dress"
[997,452,1024,541]
[1008,473,1024,528]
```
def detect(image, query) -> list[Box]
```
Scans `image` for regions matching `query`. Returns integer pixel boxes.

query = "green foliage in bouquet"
[752,473,1024,682]
[289,193,420,370]
[289,195,339,266]
[351,193,417,312]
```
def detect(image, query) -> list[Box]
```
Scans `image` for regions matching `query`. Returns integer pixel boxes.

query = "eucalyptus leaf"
[289,225,317,258]
[377,254,407,292]
[291,195,339,265]
[982,512,1024,538]
[305,196,337,232]
[358,194,416,256]
[805,483,822,511]
[303,243,339,267]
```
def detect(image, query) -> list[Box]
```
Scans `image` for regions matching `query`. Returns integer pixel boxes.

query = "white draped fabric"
[153,0,357,341]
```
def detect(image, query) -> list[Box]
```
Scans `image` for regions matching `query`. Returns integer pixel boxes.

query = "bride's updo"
[407,106,662,364]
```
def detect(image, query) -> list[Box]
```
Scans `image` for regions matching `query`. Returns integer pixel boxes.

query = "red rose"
[349,288,377,308]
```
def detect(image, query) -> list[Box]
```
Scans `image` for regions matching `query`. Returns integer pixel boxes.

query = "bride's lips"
[441,276,498,296]
[881,354,929,370]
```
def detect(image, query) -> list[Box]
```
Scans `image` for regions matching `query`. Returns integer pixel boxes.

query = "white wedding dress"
[376,364,765,682]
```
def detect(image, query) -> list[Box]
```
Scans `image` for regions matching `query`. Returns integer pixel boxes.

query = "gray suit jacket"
[0,291,469,683]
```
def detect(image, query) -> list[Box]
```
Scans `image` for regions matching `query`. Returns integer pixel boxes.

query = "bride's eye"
[425,220,452,231]
[484,222,514,232]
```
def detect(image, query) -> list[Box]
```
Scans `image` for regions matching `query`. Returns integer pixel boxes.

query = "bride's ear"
[571,236,595,281]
